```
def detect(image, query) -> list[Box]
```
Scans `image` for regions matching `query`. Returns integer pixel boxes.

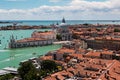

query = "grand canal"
[0,29,61,69]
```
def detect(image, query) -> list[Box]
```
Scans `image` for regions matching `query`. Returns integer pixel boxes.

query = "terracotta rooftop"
[44,56,120,80]
[44,76,56,80]
[95,37,120,41]
[98,60,120,80]
[46,70,73,80]
[73,31,83,35]
[33,31,55,36]
[85,51,101,57]
[57,48,75,54]
[102,50,113,55]
[16,37,46,43]
[40,56,53,60]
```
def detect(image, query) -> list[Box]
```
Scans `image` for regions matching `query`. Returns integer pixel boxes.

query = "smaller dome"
[59,23,67,26]
[58,23,69,29]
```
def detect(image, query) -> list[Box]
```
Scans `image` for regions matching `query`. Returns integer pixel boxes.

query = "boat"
[112,21,115,22]
[32,53,37,55]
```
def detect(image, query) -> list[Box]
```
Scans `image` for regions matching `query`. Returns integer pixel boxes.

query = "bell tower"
[9,35,15,48]
[62,17,66,23]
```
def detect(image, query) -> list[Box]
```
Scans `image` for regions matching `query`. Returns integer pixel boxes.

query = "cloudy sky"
[0,0,120,20]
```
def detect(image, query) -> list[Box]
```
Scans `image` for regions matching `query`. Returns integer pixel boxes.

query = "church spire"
[62,17,66,23]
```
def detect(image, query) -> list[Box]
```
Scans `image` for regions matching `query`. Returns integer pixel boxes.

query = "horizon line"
[0,19,120,21]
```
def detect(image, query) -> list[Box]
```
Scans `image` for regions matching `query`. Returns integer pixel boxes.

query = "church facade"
[57,17,72,41]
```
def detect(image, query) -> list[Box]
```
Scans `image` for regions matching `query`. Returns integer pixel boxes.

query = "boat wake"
[0,50,10,52]
[15,54,23,57]
[0,58,10,63]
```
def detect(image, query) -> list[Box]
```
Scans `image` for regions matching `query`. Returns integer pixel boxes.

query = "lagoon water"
[0,29,61,69]
[0,20,120,27]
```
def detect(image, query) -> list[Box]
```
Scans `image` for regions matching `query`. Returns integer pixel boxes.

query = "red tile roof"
[17,37,46,43]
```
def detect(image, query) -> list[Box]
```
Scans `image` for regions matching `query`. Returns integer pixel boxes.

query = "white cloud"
[0,0,120,20]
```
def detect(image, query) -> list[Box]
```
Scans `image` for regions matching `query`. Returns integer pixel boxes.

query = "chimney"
[100,70,102,73]
[55,75,60,80]
[78,71,80,77]
[113,68,115,71]
[106,76,110,80]
[99,60,101,65]
[90,73,92,76]
[107,70,109,74]
[85,72,88,76]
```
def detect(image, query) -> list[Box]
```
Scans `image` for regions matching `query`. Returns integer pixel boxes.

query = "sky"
[0,0,120,20]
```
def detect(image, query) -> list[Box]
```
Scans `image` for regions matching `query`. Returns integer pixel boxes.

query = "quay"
[0,67,18,76]
[53,41,71,44]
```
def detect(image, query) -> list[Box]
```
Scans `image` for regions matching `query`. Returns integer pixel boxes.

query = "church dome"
[57,17,69,29]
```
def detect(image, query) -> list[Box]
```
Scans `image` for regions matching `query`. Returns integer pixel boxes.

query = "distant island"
[0,21,12,23]
[0,21,23,24]
[0,23,120,30]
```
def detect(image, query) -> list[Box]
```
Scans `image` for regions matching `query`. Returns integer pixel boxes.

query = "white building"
[57,17,72,41]
[9,31,55,48]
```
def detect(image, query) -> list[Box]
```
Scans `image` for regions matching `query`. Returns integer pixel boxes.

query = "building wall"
[9,39,53,48]
[86,40,120,50]
[100,54,112,59]
[55,53,64,61]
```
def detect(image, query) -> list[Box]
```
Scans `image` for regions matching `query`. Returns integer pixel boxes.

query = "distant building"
[86,37,120,50]
[62,39,87,49]
[57,17,72,41]
[9,31,55,48]
[32,31,56,40]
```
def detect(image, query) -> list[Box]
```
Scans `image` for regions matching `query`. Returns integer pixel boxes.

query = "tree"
[63,53,68,59]
[114,28,120,32]
[45,30,48,32]
[96,28,100,31]
[0,74,14,80]
[18,61,40,80]
[41,60,57,72]
[72,34,78,39]
[56,34,62,40]
[83,23,89,26]
[18,60,62,80]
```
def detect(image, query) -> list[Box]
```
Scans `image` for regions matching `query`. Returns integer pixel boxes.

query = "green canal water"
[0,29,61,69]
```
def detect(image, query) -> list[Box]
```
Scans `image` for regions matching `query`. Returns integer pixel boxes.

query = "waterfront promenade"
[53,41,71,44]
